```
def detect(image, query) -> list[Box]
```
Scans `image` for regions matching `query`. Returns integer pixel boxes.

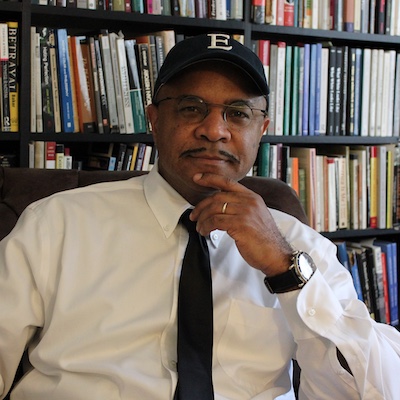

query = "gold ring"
[222,202,228,214]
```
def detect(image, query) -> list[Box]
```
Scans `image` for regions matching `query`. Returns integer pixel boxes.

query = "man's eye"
[179,103,204,115]
[227,107,251,119]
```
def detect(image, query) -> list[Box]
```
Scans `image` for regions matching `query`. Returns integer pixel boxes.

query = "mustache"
[180,148,240,164]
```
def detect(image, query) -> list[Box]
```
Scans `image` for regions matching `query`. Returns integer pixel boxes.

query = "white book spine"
[375,49,385,136]
[116,37,134,134]
[369,49,378,136]
[319,47,329,134]
[275,42,286,136]
[109,33,126,133]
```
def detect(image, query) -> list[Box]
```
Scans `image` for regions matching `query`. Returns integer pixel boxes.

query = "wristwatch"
[264,251,316,294]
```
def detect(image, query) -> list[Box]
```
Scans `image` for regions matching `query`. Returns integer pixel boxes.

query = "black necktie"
[174,209,214,400]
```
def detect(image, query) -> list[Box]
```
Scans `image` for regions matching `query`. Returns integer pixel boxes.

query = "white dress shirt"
[0,164,400,400]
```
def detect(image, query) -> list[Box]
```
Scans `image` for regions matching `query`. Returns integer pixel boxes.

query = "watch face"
[296,252,316,280]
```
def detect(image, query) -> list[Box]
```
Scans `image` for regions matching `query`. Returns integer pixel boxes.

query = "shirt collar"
[144,161,191,238]
[143,162,226,246]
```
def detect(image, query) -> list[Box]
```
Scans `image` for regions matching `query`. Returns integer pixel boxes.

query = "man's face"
[147,63,270,204]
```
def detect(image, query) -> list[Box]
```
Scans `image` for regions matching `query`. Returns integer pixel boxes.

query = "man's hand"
[190,173,293,277]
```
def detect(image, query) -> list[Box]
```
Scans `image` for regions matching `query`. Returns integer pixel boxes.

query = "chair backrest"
[0,167,308,241]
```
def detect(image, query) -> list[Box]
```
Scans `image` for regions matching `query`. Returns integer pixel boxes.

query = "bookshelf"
[1,1,400,325]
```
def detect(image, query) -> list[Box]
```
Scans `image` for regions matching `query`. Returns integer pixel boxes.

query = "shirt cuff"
[278,269,344,341]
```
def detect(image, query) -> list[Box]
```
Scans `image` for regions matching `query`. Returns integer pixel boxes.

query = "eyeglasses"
[153,95,268,131]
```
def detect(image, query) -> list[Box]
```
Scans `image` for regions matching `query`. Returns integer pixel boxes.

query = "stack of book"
[251,0,400,34]
[254,40,400,138]
[30,28,177,135]
[256,143,400,233]
[335,239,398,327]
[31,0,245,20]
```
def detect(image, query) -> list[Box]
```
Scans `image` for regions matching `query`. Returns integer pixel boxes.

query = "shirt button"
[170,360,177,370]
[164,224,171,232]
[308,308,316,317]
[212,233,219,240]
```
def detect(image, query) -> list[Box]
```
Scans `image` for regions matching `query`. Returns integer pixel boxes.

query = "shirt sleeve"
[274,211,400,399]
[0,206,45,398]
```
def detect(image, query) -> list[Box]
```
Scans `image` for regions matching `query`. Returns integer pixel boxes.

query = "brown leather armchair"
[0,167,307,399]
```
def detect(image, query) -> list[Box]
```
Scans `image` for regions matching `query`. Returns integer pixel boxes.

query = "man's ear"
[146,104,158,144]
[261,117,270,137]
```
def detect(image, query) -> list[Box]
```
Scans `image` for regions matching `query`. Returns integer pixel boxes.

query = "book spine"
[89,36,104,134]
[0,23,11,132]
[56,29,74,132]
[116,37,135,134]
[94,38,110,134]
[100,32,119,133]
[109,32,126,134]
[252,0,266,24]
[49,29,62,133]
[327,46,336,135]
[370,145,378,228]
[38,27,55,133]
[301,43,310,136]
[7,21,18,132]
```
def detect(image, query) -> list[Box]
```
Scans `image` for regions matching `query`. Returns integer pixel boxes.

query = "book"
[257,142,270,177]
[252,0,266,24]
[346,247,365,302]
[360,47,371,137]
[274,41,286,136]
[317,46,329,135]
[56,29,75,132]
[267,43,277,135]
[283,44,292,135]
[7,21,18,132]
[369,146,378,228]
[334,46,343,135]
[93,38,111,134]
[0,23,10,132]
[369,48,379,136]
[347,242,375,318]
[34,141,45,169]
[48,29,61,133]
[377,145,387,229]
[30,27,37,133]
[374,240,398,326]
[301,43,310,136]
[108,31,126,134]
[125,39,147,133]
[136,41,153,132]
[116,35,135,134]
[38,27,55,133]
[88,36,105,134]
[326,45,336,135]
[360,238,387,323]
[70,36,96,133]
[99,30,119,133]
[290,147,317,229]
[45,141,56,169]
[290,44,299,135]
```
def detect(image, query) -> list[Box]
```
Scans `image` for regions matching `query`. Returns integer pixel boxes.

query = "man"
[0,33,399,399]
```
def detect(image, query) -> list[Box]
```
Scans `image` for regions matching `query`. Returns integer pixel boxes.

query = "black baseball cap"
[152,33,269,101]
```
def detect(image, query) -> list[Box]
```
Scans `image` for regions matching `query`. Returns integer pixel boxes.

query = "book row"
[335,239,398,326]
[252,0,400,35]
[30,27,178,135]
[31,0,244,20]
[253,40,400,137]
[28,140,157,171]
[256,143,400,233]
[0,21,18,133]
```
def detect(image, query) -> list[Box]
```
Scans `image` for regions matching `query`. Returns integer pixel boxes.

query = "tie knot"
[180,209,197,234]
